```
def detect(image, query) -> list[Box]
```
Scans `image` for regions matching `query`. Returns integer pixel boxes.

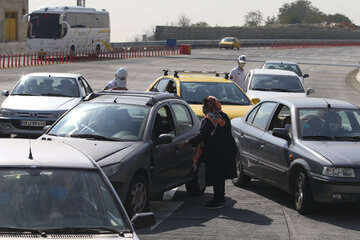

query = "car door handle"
[259,141,265,149]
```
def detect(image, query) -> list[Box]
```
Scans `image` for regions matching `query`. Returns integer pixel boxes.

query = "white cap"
[238,55,246,64]
[115,67,127,88]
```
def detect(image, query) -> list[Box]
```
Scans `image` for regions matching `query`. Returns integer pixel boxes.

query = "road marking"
[150,200,183,231]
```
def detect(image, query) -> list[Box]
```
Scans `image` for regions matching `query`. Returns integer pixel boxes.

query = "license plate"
[20,120,46,127]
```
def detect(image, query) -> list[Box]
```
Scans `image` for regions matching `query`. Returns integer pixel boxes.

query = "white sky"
[29,0,360,42]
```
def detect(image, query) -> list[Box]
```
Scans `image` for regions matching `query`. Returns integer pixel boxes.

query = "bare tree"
[244,11,263,26]
[177,14,191,27]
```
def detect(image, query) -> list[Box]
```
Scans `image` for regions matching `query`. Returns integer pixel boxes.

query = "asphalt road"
[1,46,360,239]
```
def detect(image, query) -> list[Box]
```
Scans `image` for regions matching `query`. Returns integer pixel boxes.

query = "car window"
[0,168,127,230]
[171,103,193,135]
[264,63,302,76]
[79,76,93,94]
[12,76,80,97]
[299,108,360,139]
[180,82,250,105]
[48,103,150,141]
[151,78,170,92]
[252,102,277,130]
[246,105,260,124]
[249,74,304,92]
[153,105,176,138]
[165,80,177,94]
[269,105,290,131]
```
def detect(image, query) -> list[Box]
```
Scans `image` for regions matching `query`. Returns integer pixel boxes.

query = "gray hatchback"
[231,97,360,214]
[40,91,206,216]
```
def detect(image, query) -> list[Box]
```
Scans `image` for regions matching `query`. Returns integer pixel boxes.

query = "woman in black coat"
[179,96,237,209]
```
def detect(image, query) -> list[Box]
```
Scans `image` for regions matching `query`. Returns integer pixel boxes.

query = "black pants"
[213,178,225,201]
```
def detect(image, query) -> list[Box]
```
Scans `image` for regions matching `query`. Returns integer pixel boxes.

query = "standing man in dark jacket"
[178,96,237,209]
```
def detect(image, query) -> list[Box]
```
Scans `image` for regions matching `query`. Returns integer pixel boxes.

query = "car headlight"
[322,167,356,178]
[101,162,123,177]
[0,108,17,118]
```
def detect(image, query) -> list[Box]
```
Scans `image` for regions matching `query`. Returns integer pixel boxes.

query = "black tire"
[185,161,206,196]
[231,45,234,49]
[294,170,314,214]
[232,150,251,187]
[0,134,10,138]
[125,174,150,218]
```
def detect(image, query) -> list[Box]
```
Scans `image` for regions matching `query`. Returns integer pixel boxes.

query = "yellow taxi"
[218,37,241,49]
[146,70,259,119]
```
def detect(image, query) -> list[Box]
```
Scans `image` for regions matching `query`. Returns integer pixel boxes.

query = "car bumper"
[0,118,55,135]
[310,175,360,203]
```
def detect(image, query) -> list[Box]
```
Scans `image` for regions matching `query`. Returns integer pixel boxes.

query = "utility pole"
[76,0,85,7]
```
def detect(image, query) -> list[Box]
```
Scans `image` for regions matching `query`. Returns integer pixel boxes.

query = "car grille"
[16,111,53,119]
[11,119,54,130]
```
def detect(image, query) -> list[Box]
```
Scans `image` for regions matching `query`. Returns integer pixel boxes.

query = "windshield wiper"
[269,88,293,92]
[185,101,202,104]
[11,93,39,96]
[40,93,74,97]
[41,227,130,235]
[251,88,270,91]
[332,136,360,141]
[0,227,41,235]
[71,133,118,141]
[302,135,334,140]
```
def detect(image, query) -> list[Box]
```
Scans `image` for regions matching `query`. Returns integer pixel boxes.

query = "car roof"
[85,90,181,106]
[0,139,96,169]
[263,97,359,109]
[250,69,299,76]
[24,72,83,78]
[264,60,298,65]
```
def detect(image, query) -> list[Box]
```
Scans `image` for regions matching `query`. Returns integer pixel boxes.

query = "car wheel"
[231,45,234,49]
[185,161,206,196]
[125,174,150,217]
[294,170,314,214]
[0,134,11,138]
[232,150,251,187]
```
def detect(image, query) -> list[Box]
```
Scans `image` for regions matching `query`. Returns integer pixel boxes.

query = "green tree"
[278,0,319,24]
[191,21,210,27]
[244,11,263,26]
[326,14,353,24]
[265,16,278,25]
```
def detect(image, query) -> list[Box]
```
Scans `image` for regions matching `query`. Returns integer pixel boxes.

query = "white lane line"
[150,200,183,231]
[162,187,178,201]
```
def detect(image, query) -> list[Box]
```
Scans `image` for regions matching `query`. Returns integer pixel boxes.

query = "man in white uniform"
[229,55,246,91]
[104,67,128,90]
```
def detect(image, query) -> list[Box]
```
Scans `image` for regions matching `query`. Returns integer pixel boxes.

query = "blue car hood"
[301,141,360,167]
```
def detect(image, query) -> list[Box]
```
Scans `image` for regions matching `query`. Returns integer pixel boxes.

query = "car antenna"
[324,99,332,109]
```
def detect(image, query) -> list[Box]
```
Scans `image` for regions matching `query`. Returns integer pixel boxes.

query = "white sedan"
[244,69,314,101]
[0,72,93,137]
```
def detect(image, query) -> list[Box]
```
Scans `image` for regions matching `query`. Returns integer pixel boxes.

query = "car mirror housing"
[131,212,156,230]
[251,98,260,105]
[272,128,290,141]
[1,90,9,97]
[43,125,52,133]
[155,134,173,145]
[306,88,315,95]
[303,74,309,78]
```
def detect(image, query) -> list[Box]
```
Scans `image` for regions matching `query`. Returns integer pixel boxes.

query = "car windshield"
[222,38,235,42]
[180,81,251,105]
[264,63,303,76]
[299,108,360,140]
[48,102,150,141]
[0,168,128,231]
[11,76,80,97]
[249,74,304,92]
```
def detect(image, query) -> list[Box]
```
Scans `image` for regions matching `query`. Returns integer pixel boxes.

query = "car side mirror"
[43,125,51,133]
[303,74,309,78]
[131,212,156,230]
[1,90,9,97]
[155,134,173,145]
[22,14,29,23]
[251,98,260,105]
[273,128,290,141]
[306,88,315,95]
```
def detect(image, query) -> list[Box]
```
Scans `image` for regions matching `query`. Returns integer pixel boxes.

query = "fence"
[0,46,180,69]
